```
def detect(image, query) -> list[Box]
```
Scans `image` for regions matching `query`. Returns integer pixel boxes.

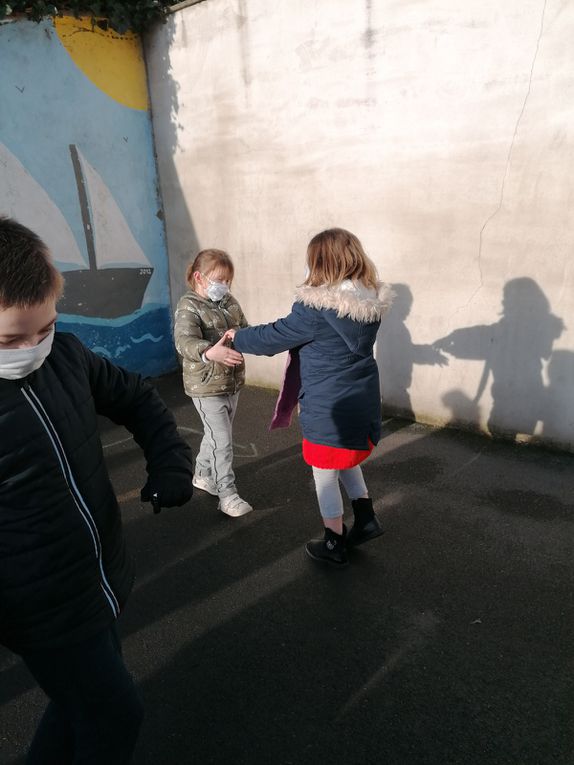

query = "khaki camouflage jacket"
[174,291,248,397]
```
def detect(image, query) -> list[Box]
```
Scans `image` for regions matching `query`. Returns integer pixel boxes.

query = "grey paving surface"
[1,374,573,764]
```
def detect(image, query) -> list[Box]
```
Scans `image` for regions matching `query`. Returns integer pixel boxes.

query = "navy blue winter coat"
[234,281,394,450]
[0,333,193,652]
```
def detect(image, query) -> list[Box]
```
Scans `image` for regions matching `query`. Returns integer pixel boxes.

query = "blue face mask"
[203,275,230,302]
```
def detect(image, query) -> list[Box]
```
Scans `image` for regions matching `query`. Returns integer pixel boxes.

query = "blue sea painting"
[58,304,178,378]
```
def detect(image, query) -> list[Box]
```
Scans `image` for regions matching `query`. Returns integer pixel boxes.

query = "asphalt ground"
[1,373,573,765]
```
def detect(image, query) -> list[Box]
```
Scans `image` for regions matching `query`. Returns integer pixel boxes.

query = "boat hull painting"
[58,267,154,319]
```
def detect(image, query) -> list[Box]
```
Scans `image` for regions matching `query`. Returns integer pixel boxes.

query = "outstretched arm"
[231,302,315,356]
[433,325,493,360]
[80,340,193,510]
[412,344,449,366]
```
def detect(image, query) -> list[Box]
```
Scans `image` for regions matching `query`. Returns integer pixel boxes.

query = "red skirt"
[302,438,374,469]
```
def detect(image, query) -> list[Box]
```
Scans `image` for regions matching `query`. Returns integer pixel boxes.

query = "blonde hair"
[186,249,234,291]
[304,228,378,289]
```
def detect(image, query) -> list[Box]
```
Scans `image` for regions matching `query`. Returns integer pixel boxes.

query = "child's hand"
[224,328,236,341]
[205,334,243,366]
[141,470,194,513]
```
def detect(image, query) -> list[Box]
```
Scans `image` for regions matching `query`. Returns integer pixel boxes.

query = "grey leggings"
[311,465,368,519]
[192,393,239,498]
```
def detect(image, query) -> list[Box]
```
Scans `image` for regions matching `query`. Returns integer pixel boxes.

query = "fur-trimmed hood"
[293,280,395,322]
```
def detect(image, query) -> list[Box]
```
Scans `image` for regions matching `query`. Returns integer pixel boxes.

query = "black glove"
[141,470,194,514]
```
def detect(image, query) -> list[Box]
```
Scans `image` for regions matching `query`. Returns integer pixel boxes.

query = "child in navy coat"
[228,228,394,567]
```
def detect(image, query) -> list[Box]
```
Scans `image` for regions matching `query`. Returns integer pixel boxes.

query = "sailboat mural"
[0,141,154,320]
[58,145,154,318]
[0,141,84,269]
[1,17,175,377]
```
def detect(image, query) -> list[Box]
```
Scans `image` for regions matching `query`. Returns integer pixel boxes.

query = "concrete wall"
[146,0,574,448]
[0,17,175,376]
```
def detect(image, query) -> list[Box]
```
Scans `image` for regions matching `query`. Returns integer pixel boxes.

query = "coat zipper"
[221,304,240,394]
[20,382,120,618]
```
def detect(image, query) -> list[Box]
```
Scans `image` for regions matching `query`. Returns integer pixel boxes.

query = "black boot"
[347,497,384,547]
[305,526,348,568]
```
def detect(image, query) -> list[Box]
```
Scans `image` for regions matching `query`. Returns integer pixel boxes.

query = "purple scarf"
[269,348,301,430]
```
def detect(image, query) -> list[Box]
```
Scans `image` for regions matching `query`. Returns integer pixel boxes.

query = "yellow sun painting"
[54,16,148,111]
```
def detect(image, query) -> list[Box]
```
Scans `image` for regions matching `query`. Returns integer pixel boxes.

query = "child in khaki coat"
[174,249,252,517]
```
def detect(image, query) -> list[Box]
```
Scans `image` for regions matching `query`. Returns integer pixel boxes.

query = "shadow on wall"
[434,278,566,441]
[144,17,199,311]
[542,350,574,440]
[441,390,482,431]
[378,279,569,444]
[376,283,448,420]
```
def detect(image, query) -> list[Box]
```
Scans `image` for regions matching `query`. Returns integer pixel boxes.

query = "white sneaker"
[192,474,218,496]
[219,493,253,517]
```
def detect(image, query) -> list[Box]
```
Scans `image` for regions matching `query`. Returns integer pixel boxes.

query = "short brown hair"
[185,248,234,291]
[305,228,378,289]
[0,217,64,308]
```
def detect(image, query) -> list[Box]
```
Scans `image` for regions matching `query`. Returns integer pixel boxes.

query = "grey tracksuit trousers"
[192,393,239,498]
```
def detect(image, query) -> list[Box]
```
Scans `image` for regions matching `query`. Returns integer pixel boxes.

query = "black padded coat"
[0,332,192,653]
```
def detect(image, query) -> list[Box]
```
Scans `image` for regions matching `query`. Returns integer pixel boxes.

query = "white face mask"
[203,276,230,302]
[0,329,55,380]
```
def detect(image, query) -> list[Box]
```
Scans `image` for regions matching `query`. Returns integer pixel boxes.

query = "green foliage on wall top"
[0,0,173,34]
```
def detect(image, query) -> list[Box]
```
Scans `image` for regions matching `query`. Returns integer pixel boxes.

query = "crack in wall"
[450,0,548,320]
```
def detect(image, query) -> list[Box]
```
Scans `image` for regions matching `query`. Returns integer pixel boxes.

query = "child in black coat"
[0,217,194,763]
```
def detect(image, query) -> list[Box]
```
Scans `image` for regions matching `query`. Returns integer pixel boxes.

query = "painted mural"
[0,16,175,376]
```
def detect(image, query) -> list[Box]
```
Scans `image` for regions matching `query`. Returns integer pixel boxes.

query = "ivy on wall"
[0,0,173,33]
